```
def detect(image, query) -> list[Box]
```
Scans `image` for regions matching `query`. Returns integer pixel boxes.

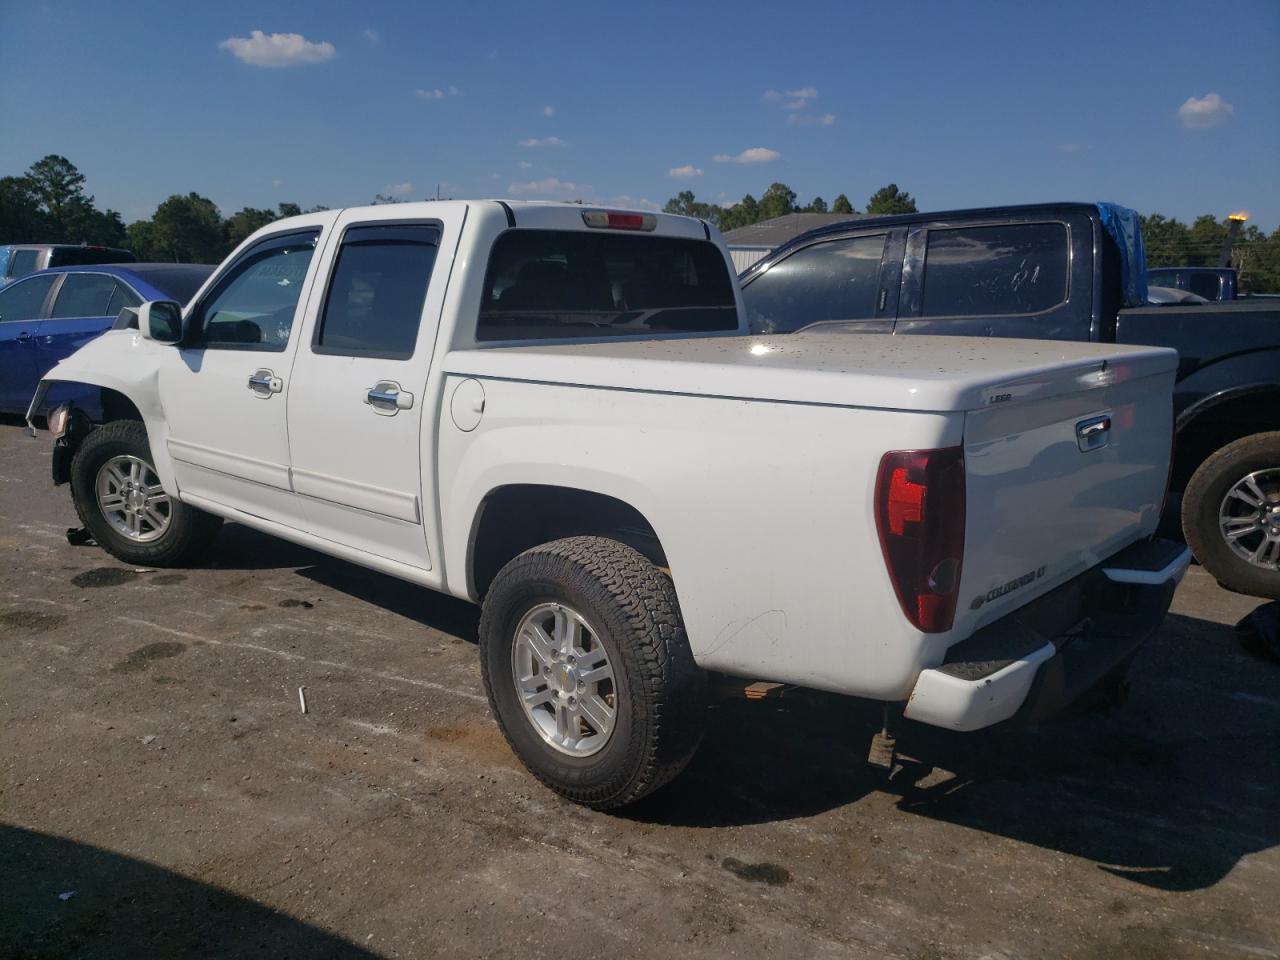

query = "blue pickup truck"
[739,202,1280,599]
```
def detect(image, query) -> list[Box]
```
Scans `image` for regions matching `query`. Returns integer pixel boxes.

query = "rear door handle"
[365,380,414,415]
[16,331,32,342]
[248,369,284,397]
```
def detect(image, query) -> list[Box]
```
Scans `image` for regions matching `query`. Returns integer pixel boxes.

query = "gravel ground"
[1,417,1277,959]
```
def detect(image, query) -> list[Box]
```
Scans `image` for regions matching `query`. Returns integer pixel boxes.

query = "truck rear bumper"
[904,539,1190,732]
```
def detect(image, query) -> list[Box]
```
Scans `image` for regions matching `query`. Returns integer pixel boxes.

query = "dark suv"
[0,244,136,288]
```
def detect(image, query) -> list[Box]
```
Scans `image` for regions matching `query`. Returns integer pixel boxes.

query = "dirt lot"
[1,417,1277,960]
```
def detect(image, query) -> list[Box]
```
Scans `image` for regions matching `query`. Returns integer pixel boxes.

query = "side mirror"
[137,300,183,344]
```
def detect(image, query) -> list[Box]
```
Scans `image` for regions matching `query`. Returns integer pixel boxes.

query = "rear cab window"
[477,230,738,341]
[920,223,1069,317]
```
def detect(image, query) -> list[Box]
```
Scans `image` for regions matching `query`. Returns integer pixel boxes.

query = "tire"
[1182,431,1280,599]
[479,536,705,809]
[70,420,222,568]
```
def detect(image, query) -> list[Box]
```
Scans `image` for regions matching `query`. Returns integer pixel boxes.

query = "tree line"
[664,181,918,231]
[0,155,327,264]
[2,155,1277,293]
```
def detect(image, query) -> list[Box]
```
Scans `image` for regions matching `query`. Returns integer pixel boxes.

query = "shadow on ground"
[176,522,1280,894]
[631,612,1279,893]
[205,523,481,641]
[0,824,376,960]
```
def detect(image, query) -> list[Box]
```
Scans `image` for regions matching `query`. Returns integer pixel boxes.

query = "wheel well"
[1175,389,1280,491]
[98,388,143,423]
[468,485,667,600]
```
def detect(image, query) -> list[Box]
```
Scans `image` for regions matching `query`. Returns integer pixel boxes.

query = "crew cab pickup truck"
[740,203,1280,599]
[27,201,1188,808]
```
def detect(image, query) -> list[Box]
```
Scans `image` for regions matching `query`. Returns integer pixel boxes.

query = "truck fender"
[28,332,180,496]
[445,461,671,602]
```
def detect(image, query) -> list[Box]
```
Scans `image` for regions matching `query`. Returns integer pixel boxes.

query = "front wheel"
[70,420,223,567]
[479,536,705,809]
[1183,431,1280,599]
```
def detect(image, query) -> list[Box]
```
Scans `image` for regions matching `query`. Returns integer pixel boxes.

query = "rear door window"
[0,274,57,322]
[477,230,738,341]
[51,274,117,318]
[742,234,887,333]
[314,224,439,359]
[920,223,1069,317]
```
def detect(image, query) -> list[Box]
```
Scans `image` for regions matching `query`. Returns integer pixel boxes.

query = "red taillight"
[874,447,966,633]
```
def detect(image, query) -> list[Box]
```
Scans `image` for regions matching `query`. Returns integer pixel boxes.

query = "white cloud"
[383,182,414,196]
[668,164,704,179]
[712,147,781,164]
[542,105,555,117]
[517,160,533,169]
[415,85,461,100]
[1056,142,1090,153]
[363,28,379,45]
[509,176,591,196]
[271,178,283,187]
[787,113,835,127]
[763,86,818,110]
[219,30,335,68]
[1178,92,1234,129]
[518,136,568,148]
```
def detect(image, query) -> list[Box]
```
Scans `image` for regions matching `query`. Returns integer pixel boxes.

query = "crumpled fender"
[27,330,180,495]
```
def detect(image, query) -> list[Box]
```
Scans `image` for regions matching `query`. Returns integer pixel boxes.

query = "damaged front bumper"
[904,538,1190,731]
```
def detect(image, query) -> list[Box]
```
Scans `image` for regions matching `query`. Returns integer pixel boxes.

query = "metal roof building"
[723,213,863,273]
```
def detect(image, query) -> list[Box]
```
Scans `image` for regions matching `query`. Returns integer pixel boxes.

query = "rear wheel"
[70,420,222,567]
[479,536,705,809]
[1183,431,1280,599]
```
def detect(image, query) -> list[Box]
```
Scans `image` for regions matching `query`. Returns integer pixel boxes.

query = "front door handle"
[248,368,284,397]
[16,331,32,342]
[365,380,414,416]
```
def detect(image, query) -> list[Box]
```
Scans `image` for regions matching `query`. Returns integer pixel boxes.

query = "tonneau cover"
[445,333,1177,414]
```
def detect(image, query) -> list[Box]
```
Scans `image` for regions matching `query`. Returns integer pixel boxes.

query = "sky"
[2,0,1277,230]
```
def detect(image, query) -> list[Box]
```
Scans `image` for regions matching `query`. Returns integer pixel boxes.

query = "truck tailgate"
[952,359,1177,637]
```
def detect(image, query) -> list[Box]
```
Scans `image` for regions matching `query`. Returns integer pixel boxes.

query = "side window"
[0,275,57,322]
[1187,273,1220,300]
[194,231,319,351]
[742,234,887,334]
[106,281,142,317]
[50,274,117,318]
[314,224,440,359]
[8,250,41,280]
[920,223,1069,317]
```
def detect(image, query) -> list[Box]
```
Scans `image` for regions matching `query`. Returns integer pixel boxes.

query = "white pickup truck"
[28,201,1189,808]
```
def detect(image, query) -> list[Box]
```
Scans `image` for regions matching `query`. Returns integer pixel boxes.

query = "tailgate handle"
[1076,415,1111,452]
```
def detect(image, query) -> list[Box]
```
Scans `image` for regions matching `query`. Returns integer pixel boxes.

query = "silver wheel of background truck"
[1183,431,1280,599]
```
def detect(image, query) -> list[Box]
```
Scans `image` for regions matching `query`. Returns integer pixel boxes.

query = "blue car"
[0,263,214,414]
